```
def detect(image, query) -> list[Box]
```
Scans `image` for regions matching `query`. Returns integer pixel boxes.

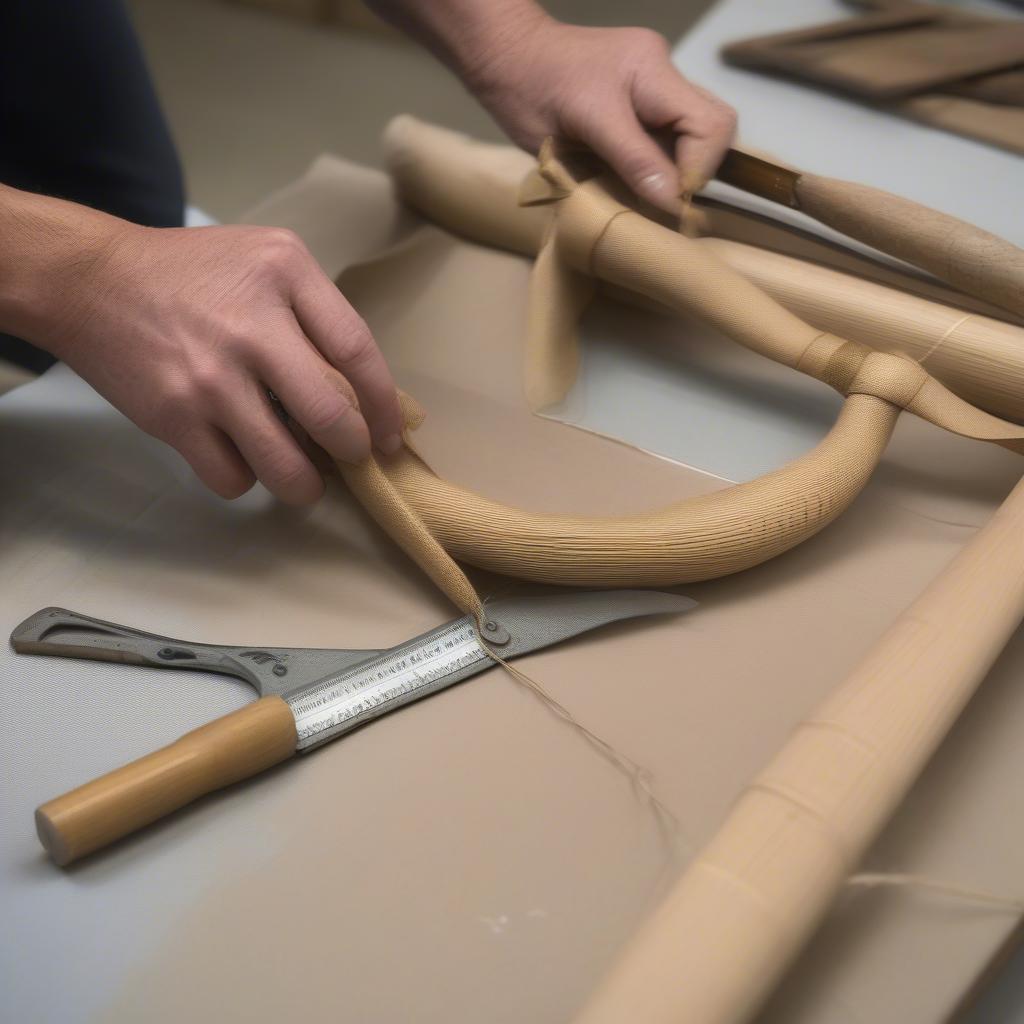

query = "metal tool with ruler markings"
[12,590,695,865]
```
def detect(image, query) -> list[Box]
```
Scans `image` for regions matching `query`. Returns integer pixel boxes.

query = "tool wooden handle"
[794,173,1024,320]
[575,474,1024,1024]
[36,696,297,866]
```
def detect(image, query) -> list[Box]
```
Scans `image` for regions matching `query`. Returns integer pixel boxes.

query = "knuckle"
[146,382,196,441]
[258,441,311,489]
[272,459,310,491]
[215,323,256,360]
[618,151,662,183]
[256,227,306,271]
[264,451,323,504]
[190,361,230,404]
[623,27,668,58]
[704,100,737,134]
[264,226,303,251]
[303,391,349,435]
[330,318,375,367]
[716,104,738,131]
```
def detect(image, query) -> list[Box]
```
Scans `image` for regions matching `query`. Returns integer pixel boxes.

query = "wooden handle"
[575,474,1024,1024]
[795,173,1024,321]
[36,696,297,866]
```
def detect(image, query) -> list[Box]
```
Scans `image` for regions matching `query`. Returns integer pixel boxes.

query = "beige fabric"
[338,119,1024,609]
[64,155,1024,1023]
[339,456,483,617]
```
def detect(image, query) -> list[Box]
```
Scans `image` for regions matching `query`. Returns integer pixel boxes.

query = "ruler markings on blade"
[286,619,493,751]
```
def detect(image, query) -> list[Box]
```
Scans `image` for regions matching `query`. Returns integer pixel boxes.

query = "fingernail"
[639,172,671,201]
[378,433,403,456]
[330,417,371,465]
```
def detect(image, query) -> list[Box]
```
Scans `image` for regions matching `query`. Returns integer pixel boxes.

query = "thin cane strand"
[847,872,1024,913]
[477,625,683,850]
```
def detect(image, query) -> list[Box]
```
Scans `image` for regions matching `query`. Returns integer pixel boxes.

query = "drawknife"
[12,591,695,866]
[716,147,1023,320]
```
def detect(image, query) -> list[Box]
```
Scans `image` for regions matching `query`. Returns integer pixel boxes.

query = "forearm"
[365,0,551,84]
[0,183,127,352]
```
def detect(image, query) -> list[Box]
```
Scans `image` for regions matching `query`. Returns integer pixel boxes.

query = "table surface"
[2,2,1023,1022]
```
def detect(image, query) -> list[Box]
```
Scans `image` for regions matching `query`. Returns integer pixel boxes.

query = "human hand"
[463,15,737,213]
[34,220,403,504]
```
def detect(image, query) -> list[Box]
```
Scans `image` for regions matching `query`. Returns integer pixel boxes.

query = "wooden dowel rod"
[701,237,1024,424]
[575,474,1024,1024]
[793,173,1024,322]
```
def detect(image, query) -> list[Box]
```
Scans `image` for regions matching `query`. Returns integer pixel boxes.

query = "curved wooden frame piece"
[379,398,895,586]
[344,117,1024,608]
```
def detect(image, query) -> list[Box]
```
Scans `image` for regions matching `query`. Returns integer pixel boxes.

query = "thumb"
[580,105,680,213]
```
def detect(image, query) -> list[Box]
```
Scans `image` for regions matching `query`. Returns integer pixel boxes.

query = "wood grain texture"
[794,173,1024,321]
[574,474,1024,1024]
[701,237,1024,425]
[35,696,297,866]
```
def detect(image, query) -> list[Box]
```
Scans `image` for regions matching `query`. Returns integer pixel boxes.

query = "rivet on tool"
[481,619,511,645]
[157,646,197,662]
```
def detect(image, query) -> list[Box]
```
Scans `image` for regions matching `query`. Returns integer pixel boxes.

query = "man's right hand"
[0,185,404,505]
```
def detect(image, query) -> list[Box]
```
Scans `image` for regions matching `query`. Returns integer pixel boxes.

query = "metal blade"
[480,589,698,659]
[9,607,383,696]
[716,148,800,208]
[283,590,697,752]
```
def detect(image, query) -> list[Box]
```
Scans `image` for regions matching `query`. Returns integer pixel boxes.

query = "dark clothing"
[0,0,185,371]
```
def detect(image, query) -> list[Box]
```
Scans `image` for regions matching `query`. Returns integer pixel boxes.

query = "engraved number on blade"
[286,621,490,750]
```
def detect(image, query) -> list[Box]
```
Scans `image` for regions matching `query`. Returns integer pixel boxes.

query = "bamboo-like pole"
[573,473,1024,1024]
[702,238,1024,425]
[717,149,1024,321]
[383,117,1024,424]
